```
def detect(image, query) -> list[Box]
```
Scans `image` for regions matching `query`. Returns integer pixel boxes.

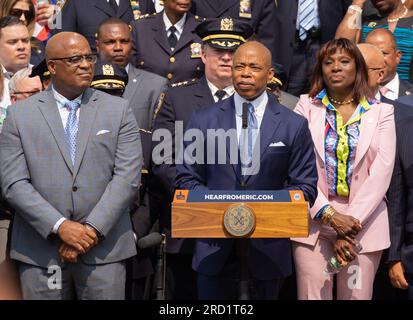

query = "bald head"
[365,28,397,50]
[232,41,274,100]
[46,32,94,100]
[357,43,385,93]
[365,28,401,84]
[46,32,90,61]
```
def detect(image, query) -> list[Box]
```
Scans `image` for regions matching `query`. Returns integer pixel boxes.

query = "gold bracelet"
[321,206,336,226]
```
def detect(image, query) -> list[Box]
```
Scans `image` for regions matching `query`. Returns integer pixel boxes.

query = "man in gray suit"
[0,32,142,300]
[96,18,168,130]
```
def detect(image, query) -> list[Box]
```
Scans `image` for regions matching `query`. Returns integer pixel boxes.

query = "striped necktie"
[64,101,80,165]
[241,103,258,171]
[298,0,316,41]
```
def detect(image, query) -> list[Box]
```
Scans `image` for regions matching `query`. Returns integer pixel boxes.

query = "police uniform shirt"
[163,12,186,41]
[206,79,234,102]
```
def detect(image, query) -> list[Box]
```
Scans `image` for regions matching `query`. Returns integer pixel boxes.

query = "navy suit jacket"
[191,0,277,56]
[387,105,413,275]
[273,0,351,82]
[175,93,318,279]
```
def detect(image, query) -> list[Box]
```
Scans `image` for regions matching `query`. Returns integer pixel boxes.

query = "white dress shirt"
[107,0,120,6]
[380,73,400,101]
[163,12,186,41]
[0,65,11,109]
[234,91,268,144]
[206,79,234,102]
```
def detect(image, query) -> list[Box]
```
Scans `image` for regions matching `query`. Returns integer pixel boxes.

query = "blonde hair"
[8,67,33,93]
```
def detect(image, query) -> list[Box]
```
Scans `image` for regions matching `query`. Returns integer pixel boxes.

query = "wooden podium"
[172,190,309,238]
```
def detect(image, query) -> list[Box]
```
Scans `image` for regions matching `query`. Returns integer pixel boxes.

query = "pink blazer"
[292,95,396,253]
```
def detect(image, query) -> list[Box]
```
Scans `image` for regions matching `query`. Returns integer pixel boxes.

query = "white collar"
[206,78,234,98]
[234,91,268,118]
[163,11,186,36]
[383,73,400,94]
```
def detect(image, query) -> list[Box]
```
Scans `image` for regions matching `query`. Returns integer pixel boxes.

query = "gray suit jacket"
[123,65,168,130]
[0,88,142,268]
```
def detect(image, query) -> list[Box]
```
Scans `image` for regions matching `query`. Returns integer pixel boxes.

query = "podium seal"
[223,203,256,237]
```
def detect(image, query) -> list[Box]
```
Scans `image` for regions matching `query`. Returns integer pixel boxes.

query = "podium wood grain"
[172,202,309,238]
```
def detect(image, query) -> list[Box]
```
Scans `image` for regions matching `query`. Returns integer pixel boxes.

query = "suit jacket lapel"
[245,95,282,184]
[117,0,130,18]
[123,66,143,102]
[37,89,73,173]
[194,77,215,109]
[153,13,172,54]
[217,96,242,184]
[94,0,116,16]
[311,103,327,163]
[354,105,380,168]
[73,89,99,179]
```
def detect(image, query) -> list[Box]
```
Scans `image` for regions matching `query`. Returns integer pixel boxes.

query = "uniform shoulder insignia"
[152,92,166,123]
[169,78,197,88]
[136,13,157,20]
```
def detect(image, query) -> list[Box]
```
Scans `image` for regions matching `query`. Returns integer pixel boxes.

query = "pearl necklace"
[328,96,355,105]
[387,6,408,23]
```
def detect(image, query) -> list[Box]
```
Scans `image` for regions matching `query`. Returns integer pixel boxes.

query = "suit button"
[170,56,175,63]
[167,73,173,80]
[72,186,78,192]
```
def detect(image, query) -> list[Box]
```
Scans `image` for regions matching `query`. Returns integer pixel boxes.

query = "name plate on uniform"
[172,190,309,238]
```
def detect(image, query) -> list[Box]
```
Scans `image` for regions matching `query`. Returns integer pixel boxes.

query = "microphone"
[137,232,163,249]
[242,102,248,129]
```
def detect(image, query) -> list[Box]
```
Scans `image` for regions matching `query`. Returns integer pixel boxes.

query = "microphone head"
[137,232,163,249]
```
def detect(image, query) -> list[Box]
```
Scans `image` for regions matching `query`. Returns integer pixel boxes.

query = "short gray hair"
[8,67,33,93]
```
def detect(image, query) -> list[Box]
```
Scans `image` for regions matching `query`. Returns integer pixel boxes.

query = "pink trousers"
[292,235,382,300]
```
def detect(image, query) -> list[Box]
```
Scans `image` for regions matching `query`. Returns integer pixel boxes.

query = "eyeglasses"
[12,90,41,97]
[49,54,98,66]
[9,8,35,23]
[368,66,385,72]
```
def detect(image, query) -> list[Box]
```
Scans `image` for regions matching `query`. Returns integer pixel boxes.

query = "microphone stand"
[237,102,250,300]
[155,233,166,300]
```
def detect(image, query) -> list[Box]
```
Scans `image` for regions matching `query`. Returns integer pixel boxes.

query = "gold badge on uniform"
[220,18,234,31]
[239,0,252,19]
[368,21,377,28]
[130,1,142,20]
[102,64,115,76]
[190,42,202,58]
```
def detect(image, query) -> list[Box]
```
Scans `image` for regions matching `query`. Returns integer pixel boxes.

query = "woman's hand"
[36,3,56,27]
[334,237,359,264]
[330,211,362,238]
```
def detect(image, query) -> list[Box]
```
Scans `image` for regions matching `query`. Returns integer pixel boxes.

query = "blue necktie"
[241,103,258,170]
[64,101,80,165]
[298,0,316,41]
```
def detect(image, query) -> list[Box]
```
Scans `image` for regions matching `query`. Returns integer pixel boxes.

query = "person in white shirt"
[365,28,413,100]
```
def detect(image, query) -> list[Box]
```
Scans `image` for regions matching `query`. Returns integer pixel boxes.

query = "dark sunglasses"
[9,8,35,23]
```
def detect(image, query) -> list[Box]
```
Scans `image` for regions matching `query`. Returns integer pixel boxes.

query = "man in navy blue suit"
[175,41,318,299]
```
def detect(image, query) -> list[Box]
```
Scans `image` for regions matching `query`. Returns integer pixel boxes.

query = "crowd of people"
[1,0,413,300]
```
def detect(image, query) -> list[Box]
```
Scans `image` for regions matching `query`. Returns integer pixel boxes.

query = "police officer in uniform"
[58,0,156,51]
[130,0,204,83]
[190,0,278,58]
[151,17,253,300]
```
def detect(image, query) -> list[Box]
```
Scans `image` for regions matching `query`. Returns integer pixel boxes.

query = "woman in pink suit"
[293,38,396,300]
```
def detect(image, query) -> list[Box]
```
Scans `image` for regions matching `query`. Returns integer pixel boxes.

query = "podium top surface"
[173,190,306,203]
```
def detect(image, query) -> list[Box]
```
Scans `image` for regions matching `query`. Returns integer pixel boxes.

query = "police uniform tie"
[215,89,227,101]
[168,25,178,48]
[64,101,80,165]
[109,0,119,13]
[298,0,316,41]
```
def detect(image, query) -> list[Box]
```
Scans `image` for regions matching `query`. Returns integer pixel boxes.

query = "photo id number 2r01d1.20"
[203,304,254,315]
